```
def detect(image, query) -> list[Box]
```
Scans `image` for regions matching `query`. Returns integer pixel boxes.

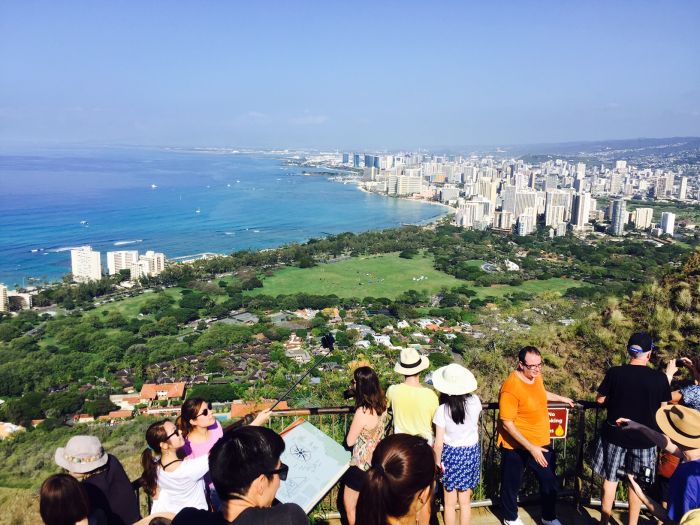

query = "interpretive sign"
[276,419,351,513]
[549,408,569,439]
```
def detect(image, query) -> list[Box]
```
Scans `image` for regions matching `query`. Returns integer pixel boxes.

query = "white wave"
[223,232,235,236]
[50,246,85,253]
[114,239,143,246]
[252,229,260,233]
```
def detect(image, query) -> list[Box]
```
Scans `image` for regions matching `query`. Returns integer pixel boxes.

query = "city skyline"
[1,1,699,150]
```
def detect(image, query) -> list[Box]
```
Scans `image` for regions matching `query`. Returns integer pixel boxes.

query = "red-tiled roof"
[229,399,288,418]
[139,382,186,400]
[98,410,133,420]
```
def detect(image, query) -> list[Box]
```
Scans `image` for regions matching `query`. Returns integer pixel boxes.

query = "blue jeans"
[499,446,558,521]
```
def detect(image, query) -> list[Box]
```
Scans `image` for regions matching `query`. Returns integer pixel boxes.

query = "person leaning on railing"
[496,346,574,525]
[171,426,309,525]
[617,405,700,525]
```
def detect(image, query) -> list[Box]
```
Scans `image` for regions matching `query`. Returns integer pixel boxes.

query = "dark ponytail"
[140,420,169,497]
[439,393,471,425]
[356,434,435,525]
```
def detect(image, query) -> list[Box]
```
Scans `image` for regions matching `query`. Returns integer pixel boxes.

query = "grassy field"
[471,277,584,299]
[91,287,185,317]
[247,253,462,299]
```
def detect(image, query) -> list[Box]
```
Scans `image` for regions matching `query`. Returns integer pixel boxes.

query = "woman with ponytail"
[355,434,436,525]
[140,420,209,516]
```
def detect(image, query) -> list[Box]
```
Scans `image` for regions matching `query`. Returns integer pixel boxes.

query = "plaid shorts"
[591,437,657,482]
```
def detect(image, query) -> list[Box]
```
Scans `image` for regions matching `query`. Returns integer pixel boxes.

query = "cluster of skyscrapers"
[340,154,687,238]
[70,246,166,283]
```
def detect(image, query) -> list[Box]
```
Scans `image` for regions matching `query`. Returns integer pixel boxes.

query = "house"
[74,414,95,424]
[355,340,371,349]
[97,410,133,421]
[139,382,186,404]
[229,399,288,419]
[284,333,304,352]
[373,335,392,347]
[0,422,25,440]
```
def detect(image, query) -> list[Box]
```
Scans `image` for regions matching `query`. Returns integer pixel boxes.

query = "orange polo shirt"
[497,371,550,450]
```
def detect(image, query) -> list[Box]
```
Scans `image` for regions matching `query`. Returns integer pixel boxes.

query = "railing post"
[574,402,587,510]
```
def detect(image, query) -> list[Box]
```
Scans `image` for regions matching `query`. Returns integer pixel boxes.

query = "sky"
[1,1,699,150]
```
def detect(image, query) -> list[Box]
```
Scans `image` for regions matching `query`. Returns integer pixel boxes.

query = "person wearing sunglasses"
[593,331,672,525]
[172,426,309,524]
[141,420,210,516]
[497,346,574,525]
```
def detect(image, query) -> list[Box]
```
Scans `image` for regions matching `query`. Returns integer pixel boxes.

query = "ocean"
[0,147,447,287]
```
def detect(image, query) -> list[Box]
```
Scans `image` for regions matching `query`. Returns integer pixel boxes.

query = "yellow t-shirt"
[497,371,550,450]
[386,382,439,441]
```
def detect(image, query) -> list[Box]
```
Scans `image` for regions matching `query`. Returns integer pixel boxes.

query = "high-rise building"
[572,192,592,231]
[545,190,573,226]
[135,251,166,278]
[364,154,373,169]
[396,176,423,196]
[353,154,361,168]
[576,162,586,179]
[679,176,688,200]
[609,172,623,195]
[342,153,349,164]
[70,246,102,283]
[493,211,514,230]
[0,284,8,313]
[661,212,676,236]
[611,199,627,236]
[107,250,139,275]
[633,208,653,230]
[655,177,668,198]
[615,160,627,171]
[517,212,536,236]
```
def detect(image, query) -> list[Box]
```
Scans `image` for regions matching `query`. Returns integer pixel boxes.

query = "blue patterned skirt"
[441,442,481,491]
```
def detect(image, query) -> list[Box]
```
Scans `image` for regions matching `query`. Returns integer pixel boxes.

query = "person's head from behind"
[353,366,386,415]
[179,397,216,437]
[209,425,287,508]
[627,331,654,362]
[40,474,90,525]
[356,434,435,525]
[517,346,543,380]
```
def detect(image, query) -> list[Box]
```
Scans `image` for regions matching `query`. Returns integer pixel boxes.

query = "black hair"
[209,425,285,499]
[356,434,435,525]
[518,346,541,364]
[354,366,387,416]
[40,474,90,525]
[438,393,472,425]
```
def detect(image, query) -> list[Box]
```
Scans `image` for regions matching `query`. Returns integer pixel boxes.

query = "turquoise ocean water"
[0,147,446,287]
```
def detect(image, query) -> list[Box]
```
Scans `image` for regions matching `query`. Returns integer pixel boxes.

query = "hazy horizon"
[1,1,699,150]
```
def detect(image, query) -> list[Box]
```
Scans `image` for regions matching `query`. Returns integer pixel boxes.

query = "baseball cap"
[627,332,654,355]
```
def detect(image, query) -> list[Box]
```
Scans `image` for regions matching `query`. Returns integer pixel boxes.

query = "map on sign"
[276,419,351,513]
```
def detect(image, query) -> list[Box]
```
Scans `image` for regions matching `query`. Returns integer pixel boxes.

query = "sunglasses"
[267,463,289,481]
[196,403,213,418]
[165,427,180,440]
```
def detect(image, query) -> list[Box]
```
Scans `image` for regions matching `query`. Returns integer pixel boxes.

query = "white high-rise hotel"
[0,284,8,313]
[107,250,165,279]
[70,246,102,283]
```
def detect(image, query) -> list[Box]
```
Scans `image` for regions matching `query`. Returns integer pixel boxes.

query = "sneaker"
[542,519,562,525]
[504,518,525,525]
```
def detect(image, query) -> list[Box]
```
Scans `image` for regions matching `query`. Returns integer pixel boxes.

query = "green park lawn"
[248,253,461,299]
[91,287,185,317]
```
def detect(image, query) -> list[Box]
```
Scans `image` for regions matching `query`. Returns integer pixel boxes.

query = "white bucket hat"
[394,347,430,375]
[55,435,109,474]
[431,363,478,396]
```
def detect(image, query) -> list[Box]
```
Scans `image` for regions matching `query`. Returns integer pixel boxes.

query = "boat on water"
[80,220,88,225]
[195,208,201,214]
[151,184,158,189]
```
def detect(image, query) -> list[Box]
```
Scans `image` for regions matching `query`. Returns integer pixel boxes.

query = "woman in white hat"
[431,363,482,525]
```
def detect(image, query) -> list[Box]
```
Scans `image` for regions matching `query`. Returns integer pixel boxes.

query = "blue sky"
[1,1,698,149]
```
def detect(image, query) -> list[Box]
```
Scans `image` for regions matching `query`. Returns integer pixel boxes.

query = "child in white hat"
[432,363,482,525]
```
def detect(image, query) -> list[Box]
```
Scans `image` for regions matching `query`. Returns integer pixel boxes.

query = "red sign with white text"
[549,408,568,439]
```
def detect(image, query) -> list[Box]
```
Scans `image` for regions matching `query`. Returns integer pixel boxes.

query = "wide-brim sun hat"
[655,404,700,449]
[431,363,478,396]
[55,435,109,474]
[394,347,430,375]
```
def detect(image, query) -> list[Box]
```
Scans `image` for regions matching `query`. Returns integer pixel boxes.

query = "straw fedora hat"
[55,435,109,474]
[394,347,430,375]
[431,364,478,396]
[655,405,700,449]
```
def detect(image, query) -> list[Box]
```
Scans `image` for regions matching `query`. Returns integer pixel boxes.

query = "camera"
[321,333,335,350]
[342,388,356,400]
[676,358,686,367]
[616,466,654,487]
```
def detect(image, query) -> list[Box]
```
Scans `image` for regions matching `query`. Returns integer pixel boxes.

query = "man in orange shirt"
[497,346,574,525]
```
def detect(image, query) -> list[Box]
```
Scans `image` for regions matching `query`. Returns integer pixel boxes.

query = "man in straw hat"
[497,346,574,525]
[55,435,140,525]
[618,404,700,524]
[386,347,439,443]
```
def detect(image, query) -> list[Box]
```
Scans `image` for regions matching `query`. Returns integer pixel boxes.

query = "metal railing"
[131,400,611,518]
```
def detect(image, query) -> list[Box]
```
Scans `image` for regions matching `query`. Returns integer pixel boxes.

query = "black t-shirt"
[82,455,141,525]
[598,364,672,448]
[172,503,309,525]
